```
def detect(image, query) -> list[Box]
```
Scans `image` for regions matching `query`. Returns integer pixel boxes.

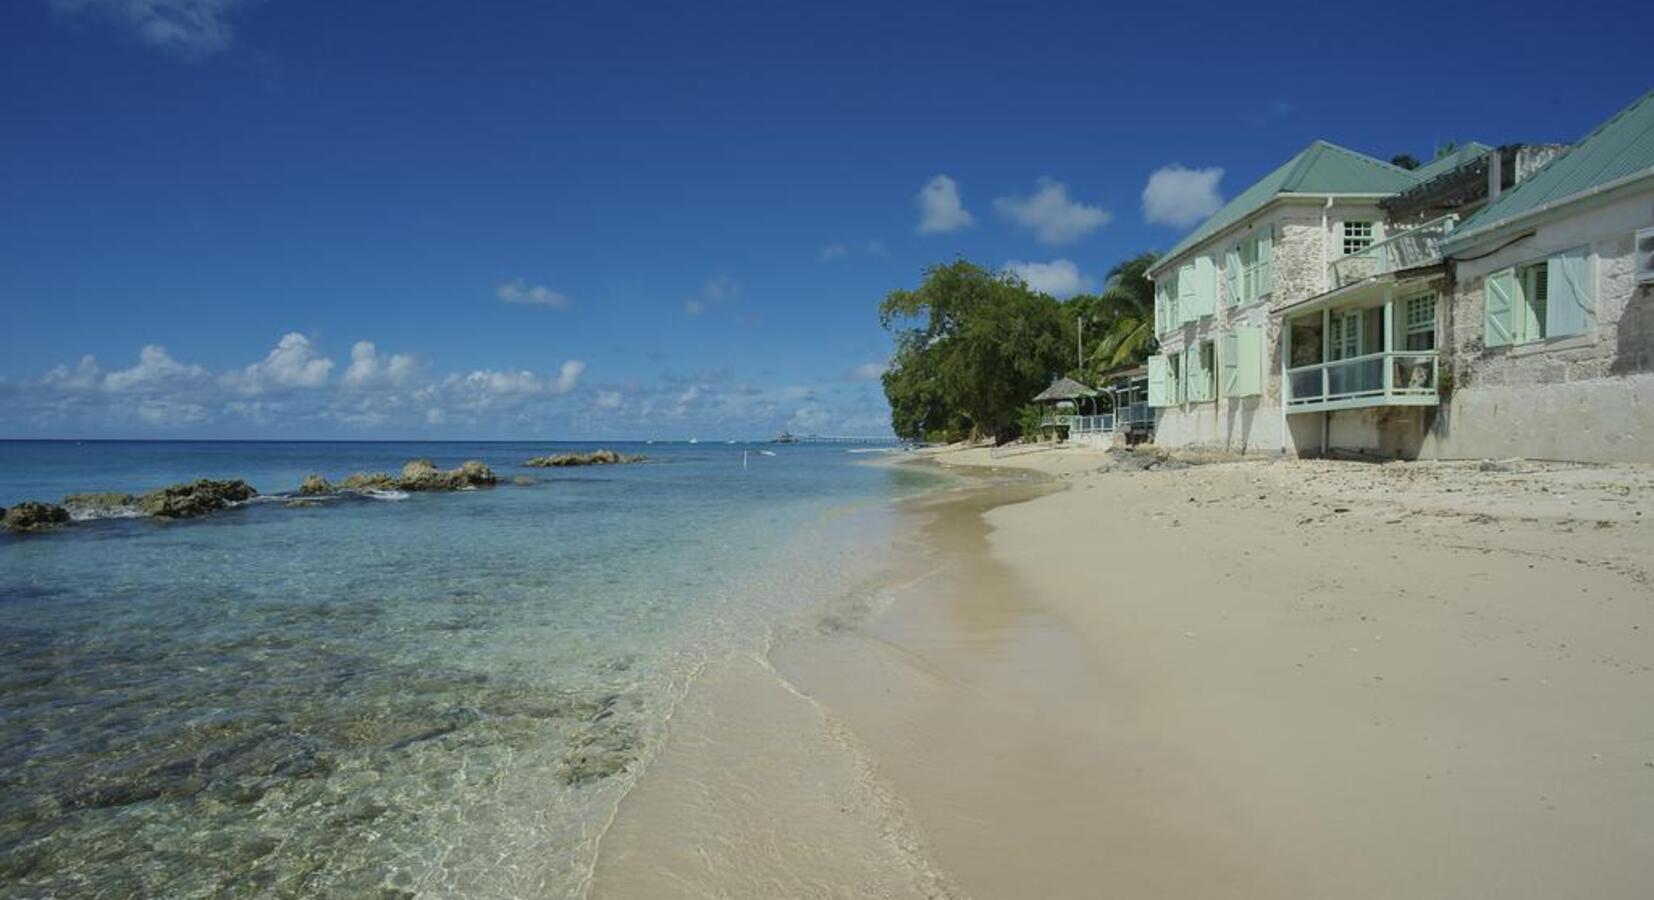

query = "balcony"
[1286,351,1439,412]
[1328,214,1457,291]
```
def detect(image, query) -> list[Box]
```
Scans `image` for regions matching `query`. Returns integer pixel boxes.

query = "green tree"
[879,260,1072,442]
[1082,251,1161,376]
[1390,153,1421,171]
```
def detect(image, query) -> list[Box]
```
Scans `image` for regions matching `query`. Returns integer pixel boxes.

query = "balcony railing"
[1038,414,1073,428]
[1328,214,1457,290]
[1286,351,1439,409]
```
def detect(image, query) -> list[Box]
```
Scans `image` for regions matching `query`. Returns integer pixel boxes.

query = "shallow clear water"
[0,441,940,898]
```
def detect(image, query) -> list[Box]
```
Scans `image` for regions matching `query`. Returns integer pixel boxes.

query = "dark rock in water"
[297,474,333,496]
[285,499,324,508]
[136,479,258,519]
[339,471,398,491]
[525,449,645,467]
[62,492,139,519]
[2,502,71,532]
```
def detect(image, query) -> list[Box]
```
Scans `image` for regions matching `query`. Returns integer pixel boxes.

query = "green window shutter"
[1178,264,1198,323]
[1225,246,1240,307]
[1483,267,1517,348]
[1545,247,1595,337]
[1220,331,1240,396]
[1193,256,1216,317]
[1234,326,1263,397]
[1147,355,1168,407]
[1257,230,1274,297]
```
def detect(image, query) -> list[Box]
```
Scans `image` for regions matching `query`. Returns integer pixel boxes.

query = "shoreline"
[588,446,1654,898]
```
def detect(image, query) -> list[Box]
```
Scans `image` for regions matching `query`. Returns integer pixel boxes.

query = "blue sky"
[1,0,1645,439]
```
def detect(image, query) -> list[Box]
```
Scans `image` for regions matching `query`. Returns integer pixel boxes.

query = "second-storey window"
[1343,221,1375,256]
[1404,293,1437,351]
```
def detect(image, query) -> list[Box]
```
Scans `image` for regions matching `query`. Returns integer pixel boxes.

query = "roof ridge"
[1312,139,1421,179]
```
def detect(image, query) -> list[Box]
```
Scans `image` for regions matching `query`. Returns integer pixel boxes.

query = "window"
[1226,230,1274,307]
[1404,293,1437,351]
[1343,220,1374,256]
[1482,247,1594,348]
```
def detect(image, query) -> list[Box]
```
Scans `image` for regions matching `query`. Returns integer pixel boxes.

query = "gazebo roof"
[1031,377,1098,403]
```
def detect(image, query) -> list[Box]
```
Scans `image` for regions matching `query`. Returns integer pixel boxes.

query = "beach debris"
[524,449,645,467]
[298,474,334,495]
[2,501,71,532]
[135,479,259,519]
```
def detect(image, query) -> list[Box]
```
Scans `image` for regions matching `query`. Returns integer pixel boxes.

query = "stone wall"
[1151,198,1388,454]
[1418,185,1654,462]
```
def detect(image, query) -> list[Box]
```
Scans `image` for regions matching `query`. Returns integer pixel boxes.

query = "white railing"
[1069,414,1114,435]
[1286,351,1439,407]
[1038,414,1074,427]
[1328,214,1457,290]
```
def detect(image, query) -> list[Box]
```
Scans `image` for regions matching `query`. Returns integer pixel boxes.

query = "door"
[1330,311,1366,396]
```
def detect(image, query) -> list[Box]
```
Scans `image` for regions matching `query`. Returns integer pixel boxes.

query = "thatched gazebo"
[1030,376,1100,440]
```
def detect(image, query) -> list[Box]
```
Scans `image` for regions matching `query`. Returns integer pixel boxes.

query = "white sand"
[592,446,1654,898]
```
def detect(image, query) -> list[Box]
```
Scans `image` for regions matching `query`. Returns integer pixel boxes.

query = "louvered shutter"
[1178,264,1198,323]
[1225,246,1241,307]
[1483,268,1517,348]
[1147,355,1169,407]
[1193,257,1216,318]
[1545,247,1595,338]
[1257,229,1274,297]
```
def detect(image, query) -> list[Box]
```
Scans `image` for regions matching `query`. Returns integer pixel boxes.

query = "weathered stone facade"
[1151,198,1390,453]
[1417,187,1654,462]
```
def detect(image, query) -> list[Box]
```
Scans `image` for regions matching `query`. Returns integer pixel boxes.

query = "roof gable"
[1411,142,1493,181]
[1448,91,1654,244]
[1153,141,1421,273]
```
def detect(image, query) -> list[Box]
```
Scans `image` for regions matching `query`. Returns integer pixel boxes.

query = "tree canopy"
[879,260,1072,442]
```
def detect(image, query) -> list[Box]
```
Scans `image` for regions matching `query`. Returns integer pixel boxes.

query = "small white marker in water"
[743,450,748,470]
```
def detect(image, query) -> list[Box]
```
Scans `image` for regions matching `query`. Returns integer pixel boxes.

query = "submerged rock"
[298,474,333,496]
[2,502,71,532]
[62,492,139,519]
[285,499,324,509]
[136,479,258,519]
[511,475,537,486]
[524,449,645,467]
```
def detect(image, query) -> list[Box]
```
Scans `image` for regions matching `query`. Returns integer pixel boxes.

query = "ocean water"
[0,441,941,898]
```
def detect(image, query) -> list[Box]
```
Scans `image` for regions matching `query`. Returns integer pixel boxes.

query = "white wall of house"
[1419,185,1654,462]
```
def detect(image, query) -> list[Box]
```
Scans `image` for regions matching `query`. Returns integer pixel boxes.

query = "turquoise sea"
[0,440,940,898]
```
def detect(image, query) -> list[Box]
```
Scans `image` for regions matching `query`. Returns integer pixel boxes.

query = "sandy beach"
[591,446,1654,898]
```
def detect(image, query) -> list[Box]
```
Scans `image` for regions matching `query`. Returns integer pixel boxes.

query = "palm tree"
[1088,252,1160,374]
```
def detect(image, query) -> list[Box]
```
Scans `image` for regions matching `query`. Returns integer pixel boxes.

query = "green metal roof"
[1447,91,1654,247]
[1151,141,1422,274]
[1410,142,1493,181]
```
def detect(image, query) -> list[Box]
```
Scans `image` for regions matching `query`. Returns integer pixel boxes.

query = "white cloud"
[551,360,585,394]
[52,0,252,59]
[1002,259,1095,299]
[818,243,848,262]
[993,178,1111,244]
[788,406,832,433]
[104,345,210,392]
[685,275,739,316]
[342,341,416,389]
[916,174,975,234]
[1142,165,1225,227]
[41,355,103,390]
[225,332,333,394]
[497,279,572,310]
[593,390,624,410]
[848,362,887,382]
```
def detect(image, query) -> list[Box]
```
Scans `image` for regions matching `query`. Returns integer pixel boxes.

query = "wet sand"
[590,448,1654,898]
